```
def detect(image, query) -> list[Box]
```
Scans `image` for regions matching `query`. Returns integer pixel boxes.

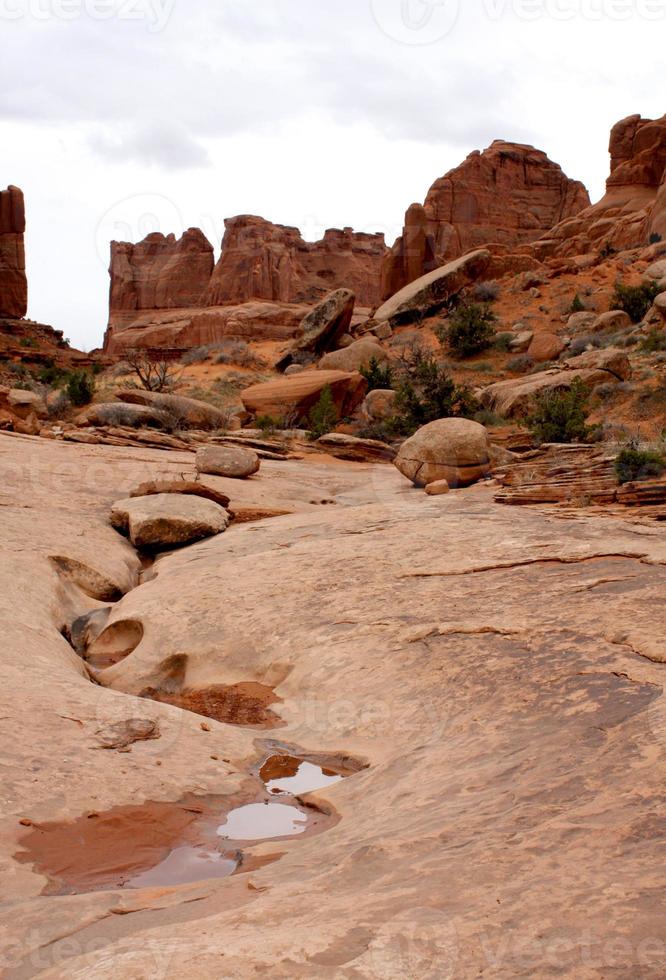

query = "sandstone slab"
[110,493,230,548]
[241,370,367,423]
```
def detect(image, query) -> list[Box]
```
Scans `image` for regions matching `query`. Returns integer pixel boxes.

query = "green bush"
[612,281,661,324]
[392,352,478,435]
[615,448,666,484]
[570,293,586,314]
[360,357,393,392]
[638,328,666,353]
[528,379,591,444]
[437,302,497,359]
[494,332,513,352]
[256,414,284,435]
[308,386,338,440]
[66,370,95,407]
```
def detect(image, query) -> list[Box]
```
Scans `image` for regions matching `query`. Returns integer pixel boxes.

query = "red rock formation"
[105,216,386,354]
[109,228,214,316]
[533,114,666,259]
[382,142,590,297]
[0,186,27,319]
[204,216,386,308]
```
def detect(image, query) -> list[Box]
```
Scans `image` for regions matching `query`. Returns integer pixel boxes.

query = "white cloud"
[1,0,664,349]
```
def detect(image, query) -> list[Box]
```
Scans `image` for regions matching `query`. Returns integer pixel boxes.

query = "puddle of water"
[217,802,309,842]
[127,845,238,888]
[260,756,344,796]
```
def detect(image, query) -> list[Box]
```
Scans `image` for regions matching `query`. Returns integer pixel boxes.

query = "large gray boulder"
[374,249,491,326]
[394,418,491,489]
[196,445,260,480]
[110,494,230,549]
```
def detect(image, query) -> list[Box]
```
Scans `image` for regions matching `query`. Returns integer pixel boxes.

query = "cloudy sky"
[3,0,665,350]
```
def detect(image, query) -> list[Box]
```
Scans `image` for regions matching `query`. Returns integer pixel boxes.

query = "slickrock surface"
[1,433,666,976]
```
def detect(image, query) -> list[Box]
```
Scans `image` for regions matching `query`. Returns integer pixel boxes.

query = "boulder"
[77,402,170,429]
[361,388,397,422]
[374,250,491,327]
[527,333,565,363]
[394,418,491,488]
[114,390,231,430]
[593,310,632,332]
[654,293,666,318]
[425,480,451,496]
[0,185,27,318]
[567,312,597,333]
[195,445,260,480]
[276,289,355,370]
[241,371,367,424]
[645,259,666,282]
[6,388,46,420]
[509,330,534,353]
[318,339,389,373]
[110,494,230,549]
[480,349,632,418]
[380,143,589,296]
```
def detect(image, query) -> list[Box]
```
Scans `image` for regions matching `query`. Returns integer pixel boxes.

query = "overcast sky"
[3,0,665,350]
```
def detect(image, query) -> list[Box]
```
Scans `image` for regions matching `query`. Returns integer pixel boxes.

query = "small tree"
[392,351,478,435]
[360,357,393,392]
[528,379,591,444]
[309,386,339,440]
[66,370,95,407]
[438,303,497,359]
[612,282,661,324]
[124,349,182,392]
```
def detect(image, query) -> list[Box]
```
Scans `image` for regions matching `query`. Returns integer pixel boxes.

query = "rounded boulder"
[394,418,490,489]
[196,445,260,480]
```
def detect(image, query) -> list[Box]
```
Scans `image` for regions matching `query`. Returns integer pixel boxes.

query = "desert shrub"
[66,370,95,407]
[213,340,267,369]
[256,414,284,436]
[528,379,591,444]
[570,293,586,314]
[125,350,181,392]
[650,233,663,245]
[474,408,504,427]
[615,447,666,484]
[19,337,37,349]
[472,280,500,303]
[507,354,535,374]
[438,302,497,359]
[181,346,214,365]
[638,328,666,353]
[567,336,603,358]
[392,352,478,436]
[360,357,394,392]
[612,281,661,323]
[46,391,71,419]
[357,419,402,443]
[599,242,616,260]
[308,386,339,440]
[494,332,513,352]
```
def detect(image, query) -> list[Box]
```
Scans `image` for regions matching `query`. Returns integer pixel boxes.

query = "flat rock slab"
[196,445,260,479]
[129,479,231,509]
[110,493,230,549]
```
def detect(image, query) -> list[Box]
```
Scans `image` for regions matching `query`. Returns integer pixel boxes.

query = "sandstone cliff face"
[381,142,590,297]
[105,216,386,353]
[204,215,386,308]
[109,228,214,317]
[0,186,27,319]
[533,114,666,258]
